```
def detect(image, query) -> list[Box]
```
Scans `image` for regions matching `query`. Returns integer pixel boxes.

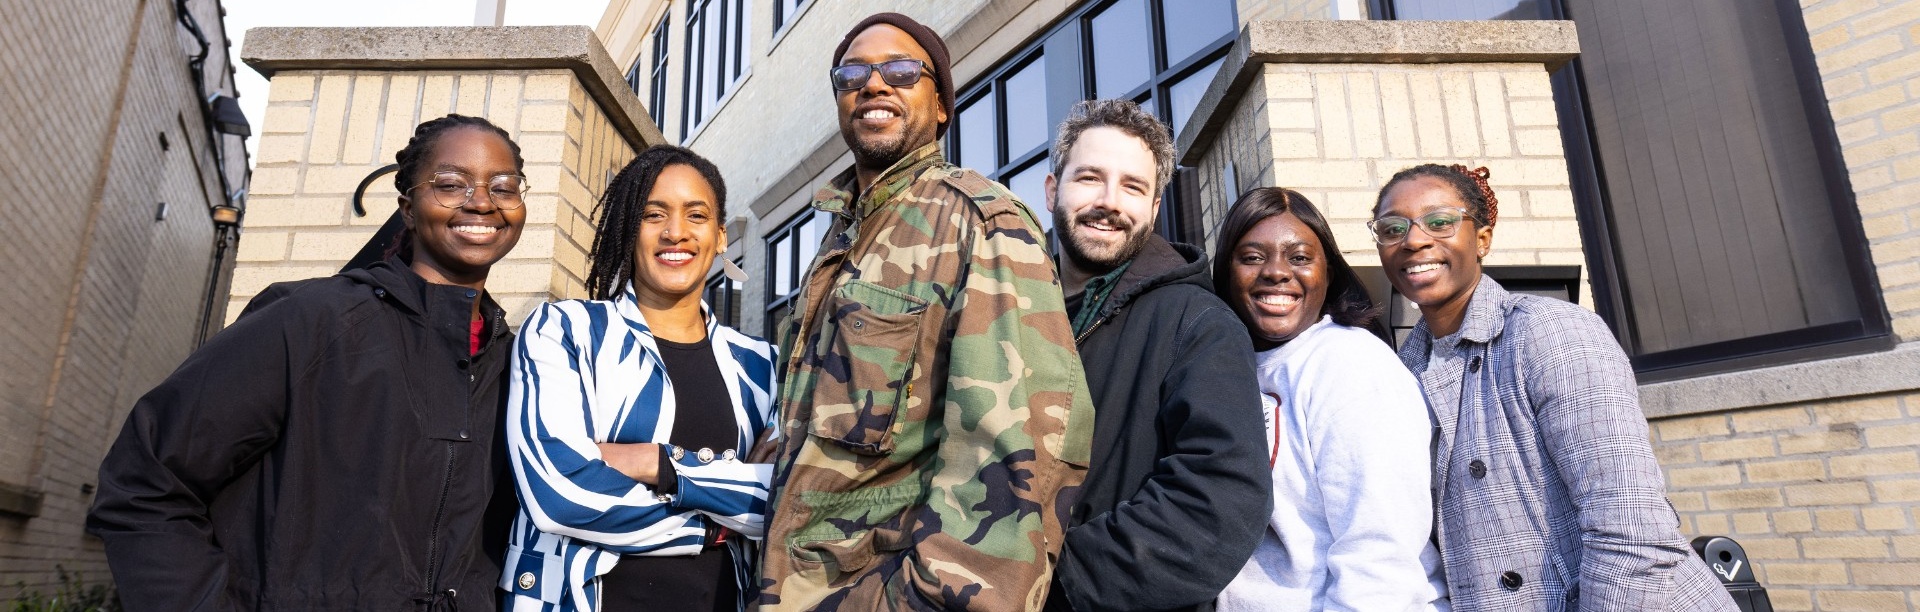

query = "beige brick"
[488,261,555,293]
[1815,32,1904,75]
[1671,491,1707,512]
[1691,512,1731,535]
[1830,450,1920,478]
[1746,458,1825,483]
[1273,161,1372,189]
[1407,72,1450,158]
[243,198,349,228]
[1262,70,1313,100]
[288,232,377,262]
[256,133,308,166]
[1707,487,1785,510]
[1654,442,1699,465]
[1377,73,1418,158]
[1762,561,1849,585]
[1852,0,1920,38]
[1769,588,1813,612]
[1508,99,1558,128]
[1349,73,1386,159]
[229,266,339,297]
[251,167,301,196]
[1803,0,1878,33]
[1737,536,1801,560]
[1513,127,1562,157]
[1503,71,1553,99]
[1473,72,1512,157]
[1730,406,1812,432]
[341,75,385,165]
[1885,103,1920,133]
[1861,211,1910,240]
[1829,83,1908,120]
[378,76,422,162]
[303,166,384,195]
[235,231,289,263]
[1823,72,1868,99]
[306,75,352,164]
[1813,396,1904,424]
[1808,24,1851,53]
[1815,508,1860,531]
[1873,478,1920,502]
[1852,562,1920,585]
[1271,131,1319,159]
[1439,72,1480,157]
[1896,535,1920,557]
[523,73,572,102]
[261,103,313,134]
[485,74,524,144]
[504,228,555,260]
[1779,429,1862,455]
[1733,511,1770,534]
[1700,436,1776,461]
[1776,509,1816,533]
[1862,506,1909,531]
[1670,465,1742,488]
[520,102,571,134]
[268,74,316,102]
[421,75,455,121]
[453,74,489,115]
[1864,422,1920,448]
[1315,73,1354,159]
[1802,536,1889,559]
[1816,590,1905,611]
[1785,482,1872,506]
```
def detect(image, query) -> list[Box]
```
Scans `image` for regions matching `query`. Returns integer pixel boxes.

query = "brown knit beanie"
[833,12,955,139]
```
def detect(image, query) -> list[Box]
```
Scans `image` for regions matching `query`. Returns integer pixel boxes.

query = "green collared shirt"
[1069,261,1132,336]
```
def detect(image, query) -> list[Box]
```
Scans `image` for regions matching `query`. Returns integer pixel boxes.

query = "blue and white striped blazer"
[501,284,777,611]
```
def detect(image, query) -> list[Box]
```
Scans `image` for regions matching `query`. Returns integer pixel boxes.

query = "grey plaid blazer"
[1399,277,1736,612]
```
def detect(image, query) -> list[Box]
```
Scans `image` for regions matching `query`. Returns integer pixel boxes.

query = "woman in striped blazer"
[502,145,777,611]
[1371,164,1735,611]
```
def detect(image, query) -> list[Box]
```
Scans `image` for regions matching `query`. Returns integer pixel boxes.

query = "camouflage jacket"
[758,142,1095,611]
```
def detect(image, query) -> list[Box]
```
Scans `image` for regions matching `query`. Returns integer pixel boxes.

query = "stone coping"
[242,26,665,149]
[1176,20,1580,165]
[1639,341,1920,418]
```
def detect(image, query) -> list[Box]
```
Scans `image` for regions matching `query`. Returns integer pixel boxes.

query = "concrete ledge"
[1177,20,1580,165]
[242,26,664,149]
[1639,341,1920,418]
[0,481,43,519]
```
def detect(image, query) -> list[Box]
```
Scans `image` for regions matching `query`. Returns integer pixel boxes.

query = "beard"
[1054,205,1153,271]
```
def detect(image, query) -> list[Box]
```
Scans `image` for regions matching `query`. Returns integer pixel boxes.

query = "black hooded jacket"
[88,259,518,611]
[1047,235,1273,612]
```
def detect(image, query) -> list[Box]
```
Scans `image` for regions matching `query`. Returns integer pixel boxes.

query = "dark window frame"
[762,207,830,339]
[648,16,671,130]
[773,0,810,33]
[1371,0,1892,379]
[705,260,744,329]
[948,0,1237,247]
[681,0,750,140]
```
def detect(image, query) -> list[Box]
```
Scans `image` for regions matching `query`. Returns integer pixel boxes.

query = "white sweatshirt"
[1217,316,1449,612]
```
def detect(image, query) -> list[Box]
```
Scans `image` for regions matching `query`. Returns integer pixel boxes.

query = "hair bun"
[1448,164,1498,226]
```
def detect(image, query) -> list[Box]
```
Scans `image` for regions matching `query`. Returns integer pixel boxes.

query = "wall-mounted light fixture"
[211,204,242,230]
[208,94,250,137]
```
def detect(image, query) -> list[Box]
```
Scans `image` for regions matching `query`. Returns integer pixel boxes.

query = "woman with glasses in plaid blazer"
[1370,164,1736,611]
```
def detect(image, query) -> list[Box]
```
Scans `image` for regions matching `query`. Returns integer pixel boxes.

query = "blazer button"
[517,571,536,590]
[1468,355,1482,373]
[1468,459,1488,479]
[1500,571,1523,591]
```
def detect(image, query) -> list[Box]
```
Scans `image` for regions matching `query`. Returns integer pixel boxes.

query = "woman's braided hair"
[384,114,525,259]
[1375,163,1500,227]
[584,145,729,301]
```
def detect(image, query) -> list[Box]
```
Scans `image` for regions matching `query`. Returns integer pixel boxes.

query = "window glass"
[797,211,826,275]
[1390,0,1540,20]
[1167,57,1222,135]
[957,95,997,171]
[1159,0,1234,66]
[1001,57,1049,161]
[1089,0,1151,98]
[772,233,791,298]
[1003,162,1053,233]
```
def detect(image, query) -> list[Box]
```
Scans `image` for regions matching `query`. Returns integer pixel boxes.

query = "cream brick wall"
[233,70,637,329]
[1799,0,1920,343]
[1191,62,1590,304]
[1653,393,1920,610]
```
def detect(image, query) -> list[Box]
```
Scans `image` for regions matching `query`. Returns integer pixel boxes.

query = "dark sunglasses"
[830,59,933,91]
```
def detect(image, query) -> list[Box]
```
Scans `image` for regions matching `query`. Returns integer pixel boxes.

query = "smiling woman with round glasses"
[1372,164,1735,611]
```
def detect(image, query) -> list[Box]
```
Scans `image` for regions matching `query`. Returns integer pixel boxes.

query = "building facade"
[599,0,1920,606]
[0,0,251,596]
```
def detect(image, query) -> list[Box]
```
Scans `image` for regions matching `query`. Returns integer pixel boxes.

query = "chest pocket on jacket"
[811,280,926,455]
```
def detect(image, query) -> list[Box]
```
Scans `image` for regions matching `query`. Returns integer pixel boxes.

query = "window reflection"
[1159,0,1234,66]
[1004,163,1053,233]
[957,96,998,171]
[1168,58,1223,134]
[1090,0,1151,98]
[1002,58,1050,160]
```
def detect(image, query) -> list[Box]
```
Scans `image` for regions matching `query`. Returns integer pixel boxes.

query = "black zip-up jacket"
[89,259,518,611]
[1047,235,1273,611]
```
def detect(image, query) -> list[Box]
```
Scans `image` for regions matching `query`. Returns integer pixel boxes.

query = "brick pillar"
[233,26,664,328]
[1178,20,1589,304]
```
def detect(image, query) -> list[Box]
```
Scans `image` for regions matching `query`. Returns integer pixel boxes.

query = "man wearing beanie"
[758,11,1094,611]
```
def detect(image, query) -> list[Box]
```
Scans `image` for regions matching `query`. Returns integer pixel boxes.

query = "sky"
[222,0,613,159]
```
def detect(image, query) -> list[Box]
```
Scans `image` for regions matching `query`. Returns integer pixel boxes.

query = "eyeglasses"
[406,171,531,210]
[829,59,933,91]
[1367,207,1470,246]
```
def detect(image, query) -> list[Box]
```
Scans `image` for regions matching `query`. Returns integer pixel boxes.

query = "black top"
[600,335,740,612]
[87,259,519,611]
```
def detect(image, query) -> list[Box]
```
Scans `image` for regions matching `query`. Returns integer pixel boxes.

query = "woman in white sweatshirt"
[1213,187,1449,612]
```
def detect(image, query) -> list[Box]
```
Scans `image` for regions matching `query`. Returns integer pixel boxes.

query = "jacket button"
[1468,355,1482,373]
[458,430,470,440]
[1500,571,1523,591]
[517,572,536,590]
[1468,459,1488,479]
[373,288,387,298]
[465,289,478,298]
[456,359,470,369]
